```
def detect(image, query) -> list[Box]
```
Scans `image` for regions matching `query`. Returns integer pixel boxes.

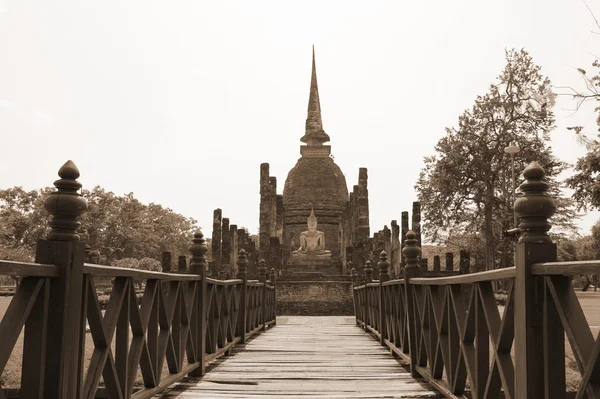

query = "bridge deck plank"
[154,316,442,398]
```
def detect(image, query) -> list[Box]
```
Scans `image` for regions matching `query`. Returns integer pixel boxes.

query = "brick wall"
[276,281,354,315]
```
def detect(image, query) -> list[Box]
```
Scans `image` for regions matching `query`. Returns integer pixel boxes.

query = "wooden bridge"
[1,160,600,398]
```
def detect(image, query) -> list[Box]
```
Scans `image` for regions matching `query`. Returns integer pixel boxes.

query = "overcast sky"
[1,0,600,239]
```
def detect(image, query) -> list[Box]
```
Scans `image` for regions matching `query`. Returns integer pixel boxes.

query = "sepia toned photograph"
[1,1,600,397]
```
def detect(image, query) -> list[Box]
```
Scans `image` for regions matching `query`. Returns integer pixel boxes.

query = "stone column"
[411,201,421,250]
[178,255,187,272]
[459,250,470,274]
[211,208,222,277]
[269,177,278,239]
[420,258,428,273]
[221,217,231,278]
[401,211,409,270]
[391,220,401,277]
[162,251,172,272]
[433,255,441,272]
[445,252,454,271]
[230,224,238,276]
[276,195,284,241]
[259,163,271,261]
[269,237,281,270]
[382,225,392,269]
[357,168,370,241]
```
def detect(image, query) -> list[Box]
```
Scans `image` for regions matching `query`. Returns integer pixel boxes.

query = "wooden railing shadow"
[354,161,600,399]
[0,161,277,399]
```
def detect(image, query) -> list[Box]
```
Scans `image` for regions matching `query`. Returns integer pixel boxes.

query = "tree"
[558,8,600,210]
[564,133,600,210]
[416,48,575,271]
[0,185,199,264]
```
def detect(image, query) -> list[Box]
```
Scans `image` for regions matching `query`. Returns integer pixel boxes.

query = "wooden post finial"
[350,267,357,285]
[364,260,373,283]
[84,244,91,262]
[268,267,277,283]
[189,230,208,275]
[402,230,421,270]
[44,160,87,241]
[258,258,267,282]
[378,250,390,282]
[237,249,248,279]
[514,161,556,244]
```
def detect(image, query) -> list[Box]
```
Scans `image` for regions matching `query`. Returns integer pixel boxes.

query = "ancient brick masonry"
[211,209,222,277]
[210,209,258,279]
[370,203,423,279]
[259,164,283,265]
[258,48,370,275]
[391,220,401,277]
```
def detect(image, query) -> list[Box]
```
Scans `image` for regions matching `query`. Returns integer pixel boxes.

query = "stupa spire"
[301,46,331,146]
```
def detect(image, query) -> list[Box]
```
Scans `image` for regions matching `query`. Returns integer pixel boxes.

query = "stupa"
[259,47,371,274]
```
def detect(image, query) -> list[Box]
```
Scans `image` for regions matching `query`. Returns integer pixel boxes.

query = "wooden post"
[403,230,422,378]
[378,251,390,345]
[34,160,87,399]
[364,260,373,283]
[513,162,559,398]
[363,260,373,329]
[258,259,267,330]
[188,230,208,377]
[268,268,277,326]
[350,266,358,324]
[237,249,248,344]
[258,259,267,283]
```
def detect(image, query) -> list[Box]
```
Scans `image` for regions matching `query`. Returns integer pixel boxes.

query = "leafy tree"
[0,187,52,249]
[0,185,199,265]
[564,133,600,210]
[558,13,600,210]
[416,48,575,270]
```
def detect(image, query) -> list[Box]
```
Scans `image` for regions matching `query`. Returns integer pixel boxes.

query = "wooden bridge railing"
[0,161,276,399]
[354,161,600,399]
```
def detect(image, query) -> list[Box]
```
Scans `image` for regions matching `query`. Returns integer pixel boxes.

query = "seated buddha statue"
[293,209,331,257]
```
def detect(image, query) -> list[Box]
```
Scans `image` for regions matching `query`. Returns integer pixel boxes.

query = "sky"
[1,0,600,239]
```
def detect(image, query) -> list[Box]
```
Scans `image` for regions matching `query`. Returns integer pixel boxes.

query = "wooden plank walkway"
[156,316,442,398]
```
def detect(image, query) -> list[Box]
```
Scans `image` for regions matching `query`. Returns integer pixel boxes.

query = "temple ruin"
[259,47,370,277]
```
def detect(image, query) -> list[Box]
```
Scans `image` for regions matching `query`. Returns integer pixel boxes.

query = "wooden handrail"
[381,278,405,286]
[0,161,278,399]
[247,281,265,287]
[206,277,243,286]
[83,263,202,281]
[353,163,600,398]
[0,260,59,277]
[409,267,516,285]
[532,260,600,275]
